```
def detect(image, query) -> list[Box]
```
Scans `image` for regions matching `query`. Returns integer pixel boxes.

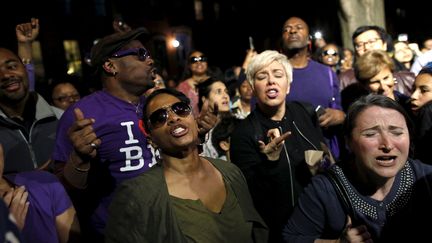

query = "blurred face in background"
[394,42,414,64]
[423,39,432,53]
[367,67,395,100]
[321,44,340,67]
[189,51,208,77]
[238,80,253,102]
[410,73,432,114]
[354,30,387,56]
[52,82,80,110]
[203,81,230,113]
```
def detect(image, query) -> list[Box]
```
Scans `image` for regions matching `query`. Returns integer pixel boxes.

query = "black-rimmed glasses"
[354,38,382,51]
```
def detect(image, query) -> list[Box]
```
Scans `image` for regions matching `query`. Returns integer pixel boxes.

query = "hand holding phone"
[315,105,326,117]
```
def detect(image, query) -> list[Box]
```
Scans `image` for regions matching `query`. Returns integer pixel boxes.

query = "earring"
[112,71,117,76]
[393,77,398,84]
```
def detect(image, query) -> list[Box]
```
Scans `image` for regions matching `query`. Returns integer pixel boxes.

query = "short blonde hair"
[354,50,394,85]
[246,50,293,87]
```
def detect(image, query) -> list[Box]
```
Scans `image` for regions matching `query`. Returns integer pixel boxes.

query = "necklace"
[129,101,142,115]
[134,102,142,115]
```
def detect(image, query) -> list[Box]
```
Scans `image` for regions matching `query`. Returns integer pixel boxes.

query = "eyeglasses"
[147,101,192,129]
[322,49,338,57]
[354,38,382,50]
[190,56,207,63]
[53,94,80,103]
[111,47,151,61]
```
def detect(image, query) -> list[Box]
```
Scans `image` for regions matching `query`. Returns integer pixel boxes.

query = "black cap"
[90,27,150,67]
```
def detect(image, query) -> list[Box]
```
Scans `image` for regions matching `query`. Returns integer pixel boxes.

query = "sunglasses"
[322,49,338,57]
[147,101,192,129]
[111,47,151,61]
[190,56,207,63]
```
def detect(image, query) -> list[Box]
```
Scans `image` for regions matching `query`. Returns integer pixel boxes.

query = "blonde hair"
[355,50,394,85]
[246,50,293,87]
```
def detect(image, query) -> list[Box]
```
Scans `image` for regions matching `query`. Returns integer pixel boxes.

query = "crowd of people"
[1,14,432,243]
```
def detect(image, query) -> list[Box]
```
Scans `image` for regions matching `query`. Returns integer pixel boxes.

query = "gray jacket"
[0,92,59,173]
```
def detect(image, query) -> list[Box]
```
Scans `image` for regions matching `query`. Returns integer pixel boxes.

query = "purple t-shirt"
[287,60,342,158]
[52,90,156,232]
[5,171,72,243]
[287,60,341,110]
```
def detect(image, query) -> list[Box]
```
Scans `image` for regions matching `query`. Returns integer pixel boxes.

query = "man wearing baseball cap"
[52,27,157,241]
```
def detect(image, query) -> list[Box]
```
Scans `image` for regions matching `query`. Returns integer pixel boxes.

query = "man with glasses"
[339,25,414,95]
[52,27,158,242]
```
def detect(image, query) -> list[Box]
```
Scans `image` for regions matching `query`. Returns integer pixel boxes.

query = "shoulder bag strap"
[325,168,359,226]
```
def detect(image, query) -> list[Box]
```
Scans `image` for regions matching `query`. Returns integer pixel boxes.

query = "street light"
[171,39,180,48]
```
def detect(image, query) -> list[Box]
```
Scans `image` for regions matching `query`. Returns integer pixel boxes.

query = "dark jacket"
[0,92,58,173]
[230,101,325,242]
[105,157,268,243]
[339,69,415,96]
[413,101,432,165]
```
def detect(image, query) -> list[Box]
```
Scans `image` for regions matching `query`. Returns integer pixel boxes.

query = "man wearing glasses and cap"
[52,27,158,241]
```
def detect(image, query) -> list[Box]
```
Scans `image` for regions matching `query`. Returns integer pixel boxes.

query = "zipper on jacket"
[292,121,318,150]
[279,126,295,207]
[17,121,38,169]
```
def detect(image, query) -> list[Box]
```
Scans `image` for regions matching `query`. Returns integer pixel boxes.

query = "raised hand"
[196,100,219,136]
[16,18,39,43]
[68,108,101,159]
[258,128,291,161]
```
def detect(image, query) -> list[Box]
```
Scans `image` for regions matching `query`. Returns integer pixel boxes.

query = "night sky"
[0,0,430,80]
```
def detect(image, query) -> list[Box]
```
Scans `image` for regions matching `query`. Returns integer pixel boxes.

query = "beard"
[0,80,29,105]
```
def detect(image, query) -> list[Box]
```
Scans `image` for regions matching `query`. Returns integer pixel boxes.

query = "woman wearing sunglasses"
[105,88,268,243]
[317,43,344,75]
[177,50,224,118]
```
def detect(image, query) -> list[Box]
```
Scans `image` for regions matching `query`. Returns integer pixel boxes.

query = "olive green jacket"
[105,157,268,243]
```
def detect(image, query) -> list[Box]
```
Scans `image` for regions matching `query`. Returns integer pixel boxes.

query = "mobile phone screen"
[249,36,255,50]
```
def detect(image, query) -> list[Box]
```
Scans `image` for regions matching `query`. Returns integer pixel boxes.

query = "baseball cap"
[90,27,150,67]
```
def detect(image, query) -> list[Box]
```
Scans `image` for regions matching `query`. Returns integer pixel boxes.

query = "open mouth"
[2,81,21,92]
[266,88,279,98]
[375,155,397,165]
[170,124,188,137]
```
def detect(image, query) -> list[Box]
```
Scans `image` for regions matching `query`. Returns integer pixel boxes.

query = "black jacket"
[230,101,325,242]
